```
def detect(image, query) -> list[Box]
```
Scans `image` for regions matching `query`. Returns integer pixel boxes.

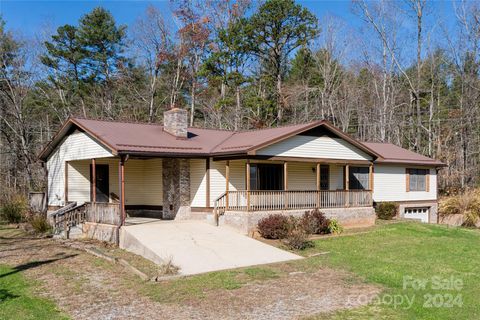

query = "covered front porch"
[213,158,374,217]
[65,156,162,225]
[59,155,376,238]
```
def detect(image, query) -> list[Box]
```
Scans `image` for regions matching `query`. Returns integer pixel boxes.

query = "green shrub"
[301,209,330,234]
[375,202,398,220]
[0,195,28,223]
[29,215,52,234]
[328,219,344,234]
[257,214,291,239]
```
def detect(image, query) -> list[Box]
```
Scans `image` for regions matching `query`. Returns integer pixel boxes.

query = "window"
[249,164,284,190]
[408,168,428,191]
[349,166,369,190]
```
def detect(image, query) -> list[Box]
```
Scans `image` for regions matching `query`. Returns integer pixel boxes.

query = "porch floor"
[124,217,161,226]
[119,220,302,275]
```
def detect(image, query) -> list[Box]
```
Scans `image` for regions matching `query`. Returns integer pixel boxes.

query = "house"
[39,108,445,239]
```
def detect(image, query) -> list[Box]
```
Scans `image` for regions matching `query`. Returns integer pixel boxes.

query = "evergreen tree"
[241,0,318,124]
[77,7,127,83]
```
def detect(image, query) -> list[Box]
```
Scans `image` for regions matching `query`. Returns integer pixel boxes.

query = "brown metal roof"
[363,142,445,166]
[73,118,234,155]
[38,117,444,167]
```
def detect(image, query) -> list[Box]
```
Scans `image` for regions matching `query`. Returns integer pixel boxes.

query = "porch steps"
[53,224,84,240]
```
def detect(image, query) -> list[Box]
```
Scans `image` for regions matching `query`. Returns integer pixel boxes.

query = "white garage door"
[404,207,429,223]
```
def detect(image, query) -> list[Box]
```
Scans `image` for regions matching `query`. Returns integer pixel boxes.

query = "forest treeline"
[1,0,479,195]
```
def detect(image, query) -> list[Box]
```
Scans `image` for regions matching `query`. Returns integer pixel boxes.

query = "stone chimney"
[163,108,188,139]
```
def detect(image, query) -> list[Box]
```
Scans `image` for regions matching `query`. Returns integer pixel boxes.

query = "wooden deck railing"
[52,202,86,236]
[214,190,373,216]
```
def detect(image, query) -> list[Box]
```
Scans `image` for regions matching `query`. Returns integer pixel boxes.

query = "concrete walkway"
[119,220,302,275]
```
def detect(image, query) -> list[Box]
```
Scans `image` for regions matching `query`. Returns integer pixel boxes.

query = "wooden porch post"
[369,162,374,206]
[284,161,288,209]
[64,161,69,204]
[345,164,349,191]
[206,158,210,207]
[225,160,230,210]
[345,164,350,207]
[246,160,251,211]
[316,163,320,208]
[119,157,126,226]
[369,163,374,191]
[91,158,96,203]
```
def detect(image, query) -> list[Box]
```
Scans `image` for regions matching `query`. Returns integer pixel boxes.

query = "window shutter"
[426,169,430,192]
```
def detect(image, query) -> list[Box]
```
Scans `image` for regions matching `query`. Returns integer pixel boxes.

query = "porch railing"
[214,190,373,216]
[52,202,86,238]
[85,202,121,225]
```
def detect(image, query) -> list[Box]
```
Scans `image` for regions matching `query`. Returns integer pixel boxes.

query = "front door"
[91,164,109,202]
[320,165,329,190]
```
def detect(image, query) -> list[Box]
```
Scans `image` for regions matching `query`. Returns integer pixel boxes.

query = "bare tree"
[133,6,173,122]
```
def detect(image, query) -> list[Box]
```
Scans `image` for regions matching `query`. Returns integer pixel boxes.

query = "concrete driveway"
[119,220,302,275]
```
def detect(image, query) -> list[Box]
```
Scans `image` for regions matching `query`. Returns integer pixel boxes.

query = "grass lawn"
[302,222,480,319]
[1,221,479,319]
[0,264,67,320]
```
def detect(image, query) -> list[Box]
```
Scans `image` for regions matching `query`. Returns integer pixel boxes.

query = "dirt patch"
[186,269,380,320]
[0,225,380,319]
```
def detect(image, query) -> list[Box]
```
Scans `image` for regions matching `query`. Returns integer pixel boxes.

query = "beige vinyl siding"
[287,162,316,190]
[123,159,163,206]
[141,159,163,205]
[206,159,247,207]
[229,160,246,191]
[124,160,145,205]
[209,159,227,207]
[67,161,90,203]
[47,131,114,206]
[256,136,372,160]
[287,163,344,191]
[329,164,344,190]
[190,159,207,207]
[65,158,162,206]
[373,165,437,202]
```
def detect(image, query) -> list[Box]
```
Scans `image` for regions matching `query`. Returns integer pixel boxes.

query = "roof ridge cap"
[73,117,164,127]
[233,120,324,133]
[189,126,235,132]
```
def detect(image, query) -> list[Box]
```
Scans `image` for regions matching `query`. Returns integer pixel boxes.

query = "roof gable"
[256,135,372,160]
